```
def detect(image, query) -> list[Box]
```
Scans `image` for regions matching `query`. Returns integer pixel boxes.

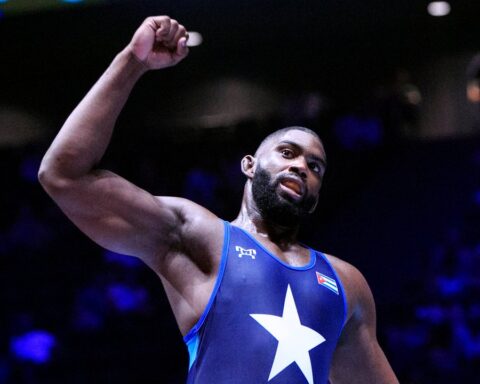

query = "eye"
[281,148,294,158]
[309,162,322,175]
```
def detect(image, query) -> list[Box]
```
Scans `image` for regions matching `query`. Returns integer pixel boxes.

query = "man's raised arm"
[38,16,193,265]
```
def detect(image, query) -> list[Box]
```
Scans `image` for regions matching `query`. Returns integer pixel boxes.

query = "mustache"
[274,173,308,195]
[252,166,318,224]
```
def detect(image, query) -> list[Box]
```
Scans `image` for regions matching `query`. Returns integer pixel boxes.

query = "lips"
[279,176,304,197]
[281,180,301,194]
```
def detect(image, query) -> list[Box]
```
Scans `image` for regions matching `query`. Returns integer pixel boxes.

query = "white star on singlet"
[250,284,326,384]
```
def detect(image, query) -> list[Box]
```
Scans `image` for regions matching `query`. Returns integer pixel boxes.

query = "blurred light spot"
[10,330,57,364]
[62,0,84,3]
[187,31,203,47]
[467,82,480,103]
[416,305,446,324]
[427,2,451,17]
[405,88,422,105]
[107,283,148,313]
[436,276,464,297]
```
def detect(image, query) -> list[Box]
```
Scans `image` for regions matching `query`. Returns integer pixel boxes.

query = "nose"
[288,157,308,179]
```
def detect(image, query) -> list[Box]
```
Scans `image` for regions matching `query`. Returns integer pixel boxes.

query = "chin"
[264,202,306,226]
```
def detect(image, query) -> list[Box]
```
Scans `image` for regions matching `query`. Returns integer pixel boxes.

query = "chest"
[186,224,346,384]
[220,227,344,322]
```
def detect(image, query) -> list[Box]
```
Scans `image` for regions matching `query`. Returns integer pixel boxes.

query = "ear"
[241,155,256,178]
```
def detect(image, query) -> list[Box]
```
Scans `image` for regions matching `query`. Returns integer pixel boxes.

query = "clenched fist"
[128,16,189,70]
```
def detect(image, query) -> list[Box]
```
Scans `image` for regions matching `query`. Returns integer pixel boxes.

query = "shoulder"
[153,195,222,223]
[154,196,222,228]
[323,253,376,324]
[153,195,225,263]
[327,253,399,383]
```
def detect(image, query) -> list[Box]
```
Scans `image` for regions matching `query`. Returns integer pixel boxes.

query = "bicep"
[329,264,398,384]
[329,318,397,384]
[43,169,183,262]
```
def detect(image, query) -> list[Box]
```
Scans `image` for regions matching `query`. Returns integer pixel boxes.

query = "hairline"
[254,126,323,157]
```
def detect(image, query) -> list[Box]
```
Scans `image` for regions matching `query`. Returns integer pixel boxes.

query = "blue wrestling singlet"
[184,221,347,384]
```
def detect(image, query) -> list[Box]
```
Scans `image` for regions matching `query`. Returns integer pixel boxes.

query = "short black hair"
[255,126,322,156]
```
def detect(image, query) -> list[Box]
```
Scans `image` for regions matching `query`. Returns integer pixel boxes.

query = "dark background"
[1,1,480,383]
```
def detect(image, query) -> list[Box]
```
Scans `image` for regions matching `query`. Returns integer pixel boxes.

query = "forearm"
[39,48,147,183]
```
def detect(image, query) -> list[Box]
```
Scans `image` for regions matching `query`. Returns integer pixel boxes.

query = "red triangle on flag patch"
[316,272,326,284]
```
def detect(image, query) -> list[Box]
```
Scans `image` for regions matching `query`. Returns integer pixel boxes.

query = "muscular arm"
[38,17,212,268]
[329,259,399,384]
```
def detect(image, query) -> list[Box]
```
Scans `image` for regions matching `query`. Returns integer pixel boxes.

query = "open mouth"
[279,178,303,197]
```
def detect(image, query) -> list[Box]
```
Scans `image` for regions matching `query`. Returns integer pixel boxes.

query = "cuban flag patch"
[316,271,339,295]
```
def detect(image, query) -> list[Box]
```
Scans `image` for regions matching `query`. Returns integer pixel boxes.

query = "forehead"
[265,130,325,158]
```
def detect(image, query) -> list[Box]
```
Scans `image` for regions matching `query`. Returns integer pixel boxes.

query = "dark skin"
[234,131,326,265]
[38,16,399,383]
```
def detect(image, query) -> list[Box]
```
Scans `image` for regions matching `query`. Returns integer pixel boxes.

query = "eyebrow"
[278,140,327,168]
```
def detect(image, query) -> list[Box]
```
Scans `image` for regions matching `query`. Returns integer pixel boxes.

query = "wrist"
[116,47,150,79]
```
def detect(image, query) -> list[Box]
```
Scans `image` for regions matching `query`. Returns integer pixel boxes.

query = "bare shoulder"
[325,254,399,383]
[324,253,370,292]
[154,195,224,237]
[154,195,221,224]
[153,196,225,268]
[151,196,226,335]
[323,253,375,322]
[324,256,399,383]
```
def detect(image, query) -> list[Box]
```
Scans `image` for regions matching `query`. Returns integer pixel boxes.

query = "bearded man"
[39,15,398,384]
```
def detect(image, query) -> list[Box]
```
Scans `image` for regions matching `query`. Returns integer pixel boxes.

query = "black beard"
[251,166,317,227]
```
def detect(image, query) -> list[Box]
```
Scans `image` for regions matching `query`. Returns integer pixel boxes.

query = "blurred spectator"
[107,283,149,314]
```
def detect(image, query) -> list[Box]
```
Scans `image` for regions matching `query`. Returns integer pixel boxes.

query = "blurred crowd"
[382,144,480,383]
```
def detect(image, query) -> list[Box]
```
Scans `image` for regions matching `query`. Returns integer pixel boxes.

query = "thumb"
[174,37,189,60]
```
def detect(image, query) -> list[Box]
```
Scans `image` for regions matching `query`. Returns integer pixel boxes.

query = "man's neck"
[232,202,300,249]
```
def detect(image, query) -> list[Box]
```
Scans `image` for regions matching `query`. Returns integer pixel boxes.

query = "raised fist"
[128,16,189,70]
